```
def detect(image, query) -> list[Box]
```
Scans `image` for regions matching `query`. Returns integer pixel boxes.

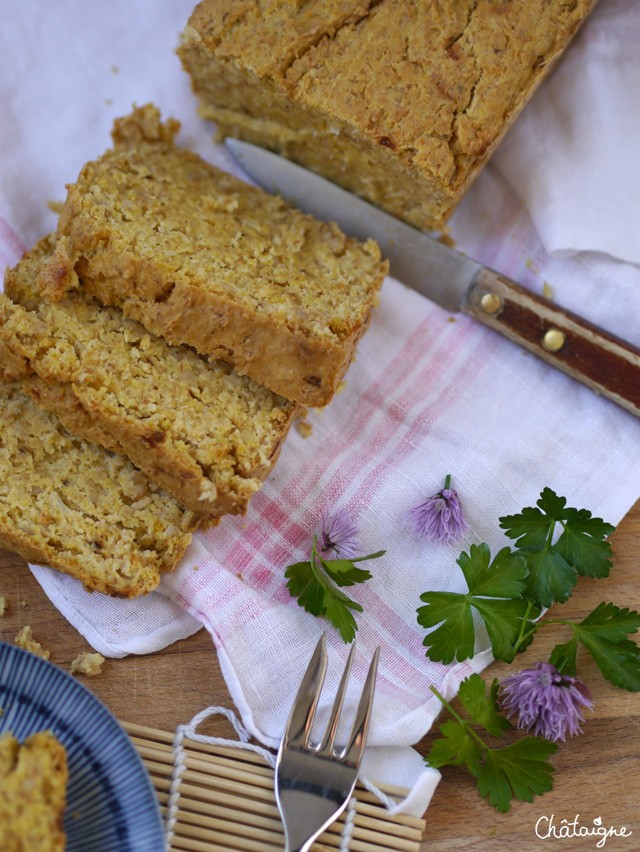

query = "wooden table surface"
[1,501,638,851]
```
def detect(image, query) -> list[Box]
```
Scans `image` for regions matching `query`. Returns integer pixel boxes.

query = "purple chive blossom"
[408,474,468,544]
[500,662,594,742]
[318,508,362,559]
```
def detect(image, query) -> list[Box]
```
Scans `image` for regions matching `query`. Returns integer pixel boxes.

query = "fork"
[275,633,380,852]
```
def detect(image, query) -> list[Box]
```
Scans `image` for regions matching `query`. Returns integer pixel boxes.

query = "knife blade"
[226,138,640,418]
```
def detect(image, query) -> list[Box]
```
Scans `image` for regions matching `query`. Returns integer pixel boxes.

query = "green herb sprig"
[427,675,558,813]
[285,536,384,642]
[499,486,615,607]
[418,488,640,812]
[417,489,639,691]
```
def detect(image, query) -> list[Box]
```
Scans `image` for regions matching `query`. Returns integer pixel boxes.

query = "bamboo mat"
[123,721,426,852]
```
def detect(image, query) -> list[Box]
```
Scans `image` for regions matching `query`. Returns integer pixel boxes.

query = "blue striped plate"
[0,641,165,851]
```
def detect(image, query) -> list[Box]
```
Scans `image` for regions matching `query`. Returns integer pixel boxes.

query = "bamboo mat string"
[358,777,401,812]
[339,796,357,852]
[173,706,277,765]
[165,723,186,847]
[165,706,277,850]
[124,718,426,851]
[163,705,399,852]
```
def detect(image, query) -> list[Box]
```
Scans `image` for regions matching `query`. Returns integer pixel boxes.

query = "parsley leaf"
[547,634,579,675]
[417,544,534,663]
[284,539,384,643]
[458,676,511,737]
[426,676,557,812]
[550,602,640,691]
[499,488,615,607]
[475,738,557,813]
[323,551,385,587]
[427,719,482,772]
[555,510,615,579]
[499,487,567,550]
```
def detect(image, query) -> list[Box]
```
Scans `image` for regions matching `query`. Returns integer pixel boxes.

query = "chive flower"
[408,474,468,544]
[318,508,362,559]
[500,662,594,742]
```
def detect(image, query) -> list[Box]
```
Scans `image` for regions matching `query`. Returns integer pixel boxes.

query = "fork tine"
[276,641,380,852]
[342,645,380,764]
[282,633,327,747]
[318,642,356,754]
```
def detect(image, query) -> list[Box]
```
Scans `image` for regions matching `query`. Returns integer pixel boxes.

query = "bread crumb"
[296,419,313,438]
[14,626,50,660]
[0,597,6,617]
[19,599,27,607]
[437,230,456,249]
[47,200,65,215]
[110,64,120,74]
[542,281,554,300]
[70,652,105,677]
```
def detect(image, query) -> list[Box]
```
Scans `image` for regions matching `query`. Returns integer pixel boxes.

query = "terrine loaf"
[0,731,67,852]
[0,382,199,597]
[178,0,594,232]
[3,235,297,518]
[38,104,387,406]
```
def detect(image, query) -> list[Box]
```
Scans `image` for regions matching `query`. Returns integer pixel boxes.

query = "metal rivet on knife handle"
[480,292,502,315]
[465,268,640,417]
[542,328,566,352]
[225,141,640,419]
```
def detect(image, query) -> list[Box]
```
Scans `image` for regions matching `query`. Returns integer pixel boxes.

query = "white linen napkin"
[492,0,640,266]
[2,0,640,819]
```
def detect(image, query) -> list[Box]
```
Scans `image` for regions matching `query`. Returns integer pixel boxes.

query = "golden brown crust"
[3,236,297,518]
[0,731,68,852]
[39,104,387,406]
[0,382,198,597]
[178,0,595,231]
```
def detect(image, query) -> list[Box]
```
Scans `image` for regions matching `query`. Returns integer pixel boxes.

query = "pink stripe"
[280,310,479,527]
[182,314,500,674]
[320,328,498,664]
[311,333,502,668]
[170,278,506,678]
[194,309,444,563]
[194,304,490,610]
[0,217,26,272]
[233,306,464,525]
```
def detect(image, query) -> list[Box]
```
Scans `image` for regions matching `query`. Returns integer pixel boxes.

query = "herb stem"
[309,536,329,587]
[512,611,582,654]
[512,599,537,655]
[430,685,487,748]
[513,626,538,655]
[533,618,577,629]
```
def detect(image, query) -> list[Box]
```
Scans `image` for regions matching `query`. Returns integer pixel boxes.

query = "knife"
[225,139,640,419]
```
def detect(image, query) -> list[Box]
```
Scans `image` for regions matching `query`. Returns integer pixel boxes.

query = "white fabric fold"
[493,0,640,266]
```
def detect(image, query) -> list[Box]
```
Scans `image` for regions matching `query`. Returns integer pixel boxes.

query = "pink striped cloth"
[3,0,640,816]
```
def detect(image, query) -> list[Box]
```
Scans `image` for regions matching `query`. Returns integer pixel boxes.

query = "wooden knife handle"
[464,267,640,418]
